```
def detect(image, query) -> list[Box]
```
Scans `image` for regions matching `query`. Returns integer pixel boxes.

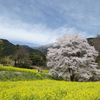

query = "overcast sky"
[0,0,100,46]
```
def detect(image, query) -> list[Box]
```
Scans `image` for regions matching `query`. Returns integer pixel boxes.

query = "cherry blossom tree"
[47,34,100,81]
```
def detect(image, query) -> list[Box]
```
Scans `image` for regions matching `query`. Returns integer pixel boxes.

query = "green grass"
[0,65,51,81]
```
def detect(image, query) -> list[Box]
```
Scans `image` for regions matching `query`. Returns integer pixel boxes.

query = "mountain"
[1,39,15,57]
[1,37,99,57]
[88,36,100,51]
[0,39,42,57]
[33,43,54,54]
[21,45,41,54]
[33,38,98,54]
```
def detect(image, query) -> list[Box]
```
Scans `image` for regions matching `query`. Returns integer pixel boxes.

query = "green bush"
[16,63,31,69]
[29,53,46,67]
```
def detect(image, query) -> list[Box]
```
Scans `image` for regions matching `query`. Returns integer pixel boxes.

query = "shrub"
[16,63,31,69]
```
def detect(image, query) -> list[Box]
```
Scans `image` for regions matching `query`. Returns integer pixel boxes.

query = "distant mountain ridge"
[21,45,41,54]
[0,39,42,57]
[33,43,54,54]
[0,37,99,57]
[33,38,96,54]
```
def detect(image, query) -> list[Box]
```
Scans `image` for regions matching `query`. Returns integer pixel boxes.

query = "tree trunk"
[14,60,17,66]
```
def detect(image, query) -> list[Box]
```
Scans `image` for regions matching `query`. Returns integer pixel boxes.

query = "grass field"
[0,65,50,81]
[0,65,100,100]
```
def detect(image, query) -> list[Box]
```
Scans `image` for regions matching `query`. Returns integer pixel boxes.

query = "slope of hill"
[0,65,50,81]
[0,37,99,57]
[21,45,41,54]
[1,39,15,57]
[33,43,54,54]
[0,39,42,57]
[88,36,100,51]
[33,38,98,54]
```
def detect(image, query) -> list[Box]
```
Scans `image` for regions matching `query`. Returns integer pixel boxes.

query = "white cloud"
[0,0,100,39]
[0,16,88,45]
[1,0,98,46]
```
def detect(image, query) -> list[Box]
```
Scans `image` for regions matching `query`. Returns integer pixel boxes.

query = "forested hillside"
[1,39,15,57]
[0,39,46,69]
[34,37,100,54]
[0,39,41,57]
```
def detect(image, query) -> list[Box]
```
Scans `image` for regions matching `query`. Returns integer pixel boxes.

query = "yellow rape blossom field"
[0,65,100,100]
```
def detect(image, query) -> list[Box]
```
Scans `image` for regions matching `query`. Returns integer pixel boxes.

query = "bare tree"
[13,45,29,66]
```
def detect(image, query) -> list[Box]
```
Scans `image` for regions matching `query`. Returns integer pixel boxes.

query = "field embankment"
[0,65,50,81]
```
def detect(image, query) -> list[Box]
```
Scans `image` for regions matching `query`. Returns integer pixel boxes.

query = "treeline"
[1,35,100,70]
[88,35,100,68]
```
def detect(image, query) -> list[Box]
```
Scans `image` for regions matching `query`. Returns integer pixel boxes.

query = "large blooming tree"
[47,34,100,81]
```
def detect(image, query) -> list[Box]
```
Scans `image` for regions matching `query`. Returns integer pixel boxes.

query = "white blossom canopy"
[47,34,99,81]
